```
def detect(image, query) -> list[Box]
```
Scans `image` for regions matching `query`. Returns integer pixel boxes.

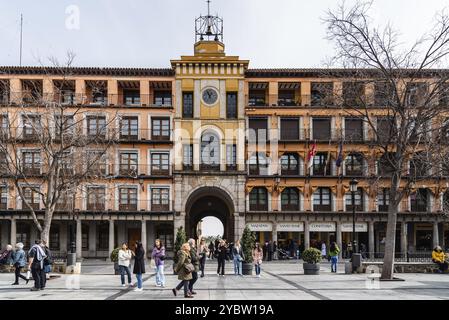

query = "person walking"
[11,242,28,285]
[268,241,274,261]
[321,242,327,260]
[188,239,200,295]
[199,239,209,277]
[42,241,52,286]
[27,240,47,291]
[172,243,194,298]
[232,240,244,276]
[118,243,133,287]
[217,239,227,276]
[263,241,269,261]
[329,242,341,273]
[0,244,14,266]
[252,242,263,278]
[152,239,166,287]
[133,241,145,291]
[273,241,278,260]
[208,241,214,260]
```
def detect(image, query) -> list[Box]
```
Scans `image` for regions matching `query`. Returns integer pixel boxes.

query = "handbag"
[184,263,195,273]
[160,255,166,261]
[26,270,31,280]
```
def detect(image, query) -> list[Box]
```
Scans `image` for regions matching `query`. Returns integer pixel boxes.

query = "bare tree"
[0,53,117,245]
[324,1,449,279]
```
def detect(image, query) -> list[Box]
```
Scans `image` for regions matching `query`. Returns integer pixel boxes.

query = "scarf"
[29,244,47,268]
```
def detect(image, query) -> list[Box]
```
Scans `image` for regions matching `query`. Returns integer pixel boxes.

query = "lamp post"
[349,178,358,255]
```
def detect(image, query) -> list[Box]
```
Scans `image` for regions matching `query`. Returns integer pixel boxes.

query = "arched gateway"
[185,187,235,241]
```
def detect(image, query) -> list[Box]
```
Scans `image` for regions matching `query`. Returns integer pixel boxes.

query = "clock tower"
[171,2,249,241]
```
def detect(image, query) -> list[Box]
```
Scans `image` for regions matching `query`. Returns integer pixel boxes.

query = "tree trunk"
[40,223,51,245]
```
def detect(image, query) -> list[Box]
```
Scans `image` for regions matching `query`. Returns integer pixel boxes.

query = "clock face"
[202,88,219,105]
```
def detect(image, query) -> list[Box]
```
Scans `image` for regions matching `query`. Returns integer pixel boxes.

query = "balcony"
[86,203,106,211]
[281,204,300,211]
[22,201,40,210]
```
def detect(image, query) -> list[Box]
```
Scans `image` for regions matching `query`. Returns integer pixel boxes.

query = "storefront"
[309,222,336,249]
[247,222,273,244]
[276,222,304,252]
[341,222,368,257]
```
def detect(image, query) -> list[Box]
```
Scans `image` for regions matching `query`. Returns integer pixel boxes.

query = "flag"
[324,151,331,175]
[336,141,343,167]
[306,141,317,169]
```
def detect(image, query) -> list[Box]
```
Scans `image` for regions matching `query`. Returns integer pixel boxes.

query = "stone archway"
[185,187,235,241]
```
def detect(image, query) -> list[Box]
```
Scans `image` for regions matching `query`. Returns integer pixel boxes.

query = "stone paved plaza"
[1,260,449,300]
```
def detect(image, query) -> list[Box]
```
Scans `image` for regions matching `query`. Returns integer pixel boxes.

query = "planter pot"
[113,262,119,275]
[303,263,320,275]
[242,263,253,275]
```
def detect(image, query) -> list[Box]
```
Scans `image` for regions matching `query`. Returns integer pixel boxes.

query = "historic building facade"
[0,13,449,259]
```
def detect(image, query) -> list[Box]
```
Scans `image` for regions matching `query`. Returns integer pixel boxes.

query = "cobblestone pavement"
[1,259,449,300]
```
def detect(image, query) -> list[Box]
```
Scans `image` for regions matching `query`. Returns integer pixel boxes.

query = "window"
[378,153,395,177]
[119,187,138,211]
[87,186,105,211]
[55,115,74,138]
[343,82,365,106]
[86,116,106,138]
[313,187,331,211]
[280,153,299,175]
[86,151,107,176]
[96,223,109,251]
[281,188,300,211]
[60,90,75,105]
[119,152,138,176]
[280,118,300,140]
[154,91,172,107]
[22,150,41,175]
[226,144,237,171]
[0,114,9,138]
[313,153,331,176]
[410,152,430,177]
[200,132,220,170]
[49,225,60,251]
[312,118,331,140]
[406,83,428,107]
[0,80,9,104]
[182,92,193,118]
[345,118,363,142]
[151,153,169,175]
[377,117,396,144]
[410,189,428,212]
[22,115,41,138]
[311,82,334,106]
[0,152,8,174]
[151,188,170,211]
[16,223,30,249]
[91,89,107,105]
[248,90,266,106]
[120,116,138,140]
[249,187,268,211]
[378,188,390,212]
[443,191,449,212]
[439,83,449,107]
[58,151,74,175]
[0,186,7,209]
[226,92,238,119]
[248,118,268,143]
[123,90,140,105]
[156,224,174,251]
[374,81,395,106]
[345,153,364,176]
[278,90,296,106]
[82,224,89,250]
[55,192,73,211]
[345,188,364,211]
[248,153,269,175]
[22,187,40,210]
[183,144,193,170]
[151,118,170,140]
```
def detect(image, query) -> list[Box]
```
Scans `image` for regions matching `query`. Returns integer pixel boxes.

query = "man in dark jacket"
[188,239,200,295]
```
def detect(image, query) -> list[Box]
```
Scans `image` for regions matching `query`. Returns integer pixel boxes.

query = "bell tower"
[194,0,225,55]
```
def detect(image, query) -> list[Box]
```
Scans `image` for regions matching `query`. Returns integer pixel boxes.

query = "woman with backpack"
[118,243,134,287]
[133,241,145,291]
[11,242,28,285]
[329,242,341,273]
[172,242,194,298]
[151,239,166,287]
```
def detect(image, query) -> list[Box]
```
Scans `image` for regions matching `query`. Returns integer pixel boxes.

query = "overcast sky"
[1,0,448,68]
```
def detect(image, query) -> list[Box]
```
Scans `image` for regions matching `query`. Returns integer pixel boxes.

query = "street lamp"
[349,178,359,255]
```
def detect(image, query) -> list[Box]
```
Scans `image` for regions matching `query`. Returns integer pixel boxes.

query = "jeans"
[199,256,206,276]
[255,263,261,275]
[331,256,338,272]
[136,273,143,289]
[119,265,132,285]
[189,271,198,292]
[233,257,242,275]
[217,258,225,275]
[176,280,189,296]
[14,265,27,284]
[31,265,45,289]
[155,264,165,286]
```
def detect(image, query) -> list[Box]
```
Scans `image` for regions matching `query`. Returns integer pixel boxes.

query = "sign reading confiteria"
[341,223,368,232]
[277,223,304,232]
[309,222,336,232]
[247,223,272,231]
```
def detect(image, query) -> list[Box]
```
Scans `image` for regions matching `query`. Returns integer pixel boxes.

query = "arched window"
[200,132,220,170]
[313,187,331,211]
[281,188,300,211]
[249,187,268,211]
[280,153,299,175]
[248,153,268,175]
[345,153,364,176]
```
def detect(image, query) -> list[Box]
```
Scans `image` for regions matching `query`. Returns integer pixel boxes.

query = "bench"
[362,261,439,273]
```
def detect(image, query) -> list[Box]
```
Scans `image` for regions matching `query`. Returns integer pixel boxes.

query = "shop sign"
[341,223,368,232]
[247,222,272,231]
[277,223,304,232]
[309,222,336,232]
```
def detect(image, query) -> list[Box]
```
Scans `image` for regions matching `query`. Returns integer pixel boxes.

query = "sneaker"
[190,291,197,295]
[121,284,126,287]
[257,275,261,278]
[156,283,161,287]
[133,288,143,292]
[217,273,220,276]
[184,294,194,298]
[30,287,40,291]
[128,283,134,288]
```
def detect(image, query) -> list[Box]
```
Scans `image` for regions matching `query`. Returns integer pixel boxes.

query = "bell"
[206,26,213,36]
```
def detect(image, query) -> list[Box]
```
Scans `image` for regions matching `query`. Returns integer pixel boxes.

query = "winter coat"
[118,249,132,267]
[329,245,340,257]
[252,248,263,265]
[151,246,165,266]
[432,250,445,263]
[133,247,146,274]
[12,249,26,267]
[190,247,200,272]
[217,244,228,260]
[175,250,193,281]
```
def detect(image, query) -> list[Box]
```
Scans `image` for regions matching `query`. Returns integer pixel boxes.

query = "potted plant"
[110,247,120,275]
[302,247,322,275]
[173,226,186,274]
[241,226,256,275]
